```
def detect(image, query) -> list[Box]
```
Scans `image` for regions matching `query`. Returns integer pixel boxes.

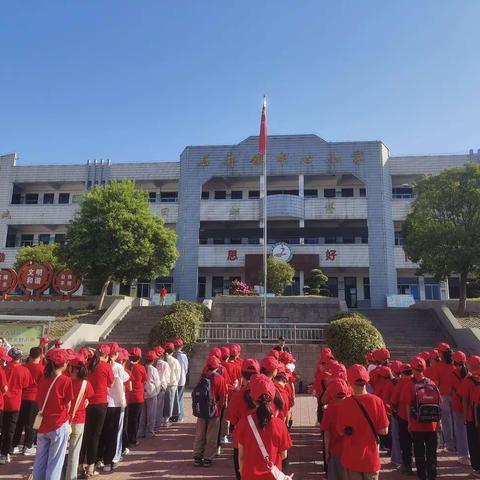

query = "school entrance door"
[344,277,358,308]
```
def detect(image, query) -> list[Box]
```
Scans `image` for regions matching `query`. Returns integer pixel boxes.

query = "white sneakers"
[22,446,36,456]
[220,436,230,444]
[0,454,11,464]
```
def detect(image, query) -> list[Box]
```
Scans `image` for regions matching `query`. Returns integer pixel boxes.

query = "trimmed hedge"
[329,311,366,323]
[325,315,385,366]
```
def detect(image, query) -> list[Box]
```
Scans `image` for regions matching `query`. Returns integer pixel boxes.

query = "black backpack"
[192,374,217,419]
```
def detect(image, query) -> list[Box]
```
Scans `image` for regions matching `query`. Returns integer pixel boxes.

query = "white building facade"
[0,135,478,307]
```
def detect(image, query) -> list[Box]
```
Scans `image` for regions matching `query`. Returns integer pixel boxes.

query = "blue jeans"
[162,386,177,423]
[139,397,157,437]
[155,388,166,429]
[33,422,69,480]
[173,385,185,421]
[441,395,455,452]
[391,415,402,465]
[453,410,469,457]
[113,409,125,463]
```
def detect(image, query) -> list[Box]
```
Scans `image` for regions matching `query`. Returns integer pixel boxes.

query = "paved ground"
[0,394,475,479]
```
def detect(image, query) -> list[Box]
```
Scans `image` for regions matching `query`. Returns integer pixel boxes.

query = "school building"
[0,135,478,307]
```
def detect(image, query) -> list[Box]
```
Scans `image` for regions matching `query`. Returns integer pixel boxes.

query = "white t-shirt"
[176,351,189,387]
[144,364,161,399]
[108,362,130,408]
[165,354,181,387]
[156,359,171,390]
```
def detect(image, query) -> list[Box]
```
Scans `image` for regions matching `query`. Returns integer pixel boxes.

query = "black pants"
[412,431,437,480]
[97,407,121,466]
[398,417,413,469]
[126,403,143,447]
[80,403,108,466]
[233,447,240,480]
[13,400,38,449]
[1,411,19,455]
[466,421,480,471]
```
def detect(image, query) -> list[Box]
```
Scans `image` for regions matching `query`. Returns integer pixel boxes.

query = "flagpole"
[263,132,267,325]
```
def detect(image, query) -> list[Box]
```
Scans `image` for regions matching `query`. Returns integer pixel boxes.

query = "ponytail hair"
[44,359,56,378]
[273,389,284,412]
[459,363,468,379]
[442,350,453,365]
[243,389,256,410]
[256,394,272,430]
[88,351,100,373]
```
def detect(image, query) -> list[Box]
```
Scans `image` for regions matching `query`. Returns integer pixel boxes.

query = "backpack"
[410,377,442,423]
[192,374,217,419]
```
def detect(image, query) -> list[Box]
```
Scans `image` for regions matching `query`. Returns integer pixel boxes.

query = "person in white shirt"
[172,338,189,422]
[113,348,131,462]
[154,346,171,431]
[138,351,161,438]
[162,342,181,426]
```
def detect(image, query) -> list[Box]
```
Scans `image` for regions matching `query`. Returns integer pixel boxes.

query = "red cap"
[109,342,120,354]
[419,351,430,360]
[437,342,451,353]
[347,364,370,385]
[129,346,142,357]
[325,360,347,380]
[411,356,426,371]
[164,342,175,353]
[430,349,440,360]
[377,366,392,378]
[390,360,403,376]
[174,338,184,347]
[467,355,480,373]
[373,348,390,363]
[146,350,158,362]
[154,346,165,357]
[46,348,69,365]
[279,351,293,364]
[54,339,63,346]
[220,347,230,360]
[0,348,11,362]
[65,348,77,361]
[401,363,412,373]
[453,350,467,364]
[70,353,87,367]
[249,374,276,402]
[260,356,279,373]
[98,344,111,356]
[242,358,260,374]
[326,378,349,399]
[206,355,221,369]
[119,348,130,361]
[209,347,221,359]
[268,350,280,360]
[229,345,240,357]
[40,337,50,344]
[366,352,375,362]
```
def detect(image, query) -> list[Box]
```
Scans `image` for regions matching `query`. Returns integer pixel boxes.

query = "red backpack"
[410,377,442,422]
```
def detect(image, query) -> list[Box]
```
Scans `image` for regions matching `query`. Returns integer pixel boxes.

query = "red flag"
[259,96,267,155]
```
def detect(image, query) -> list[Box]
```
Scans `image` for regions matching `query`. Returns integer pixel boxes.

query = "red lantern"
[52,269,81,300]
[17,263,54,300]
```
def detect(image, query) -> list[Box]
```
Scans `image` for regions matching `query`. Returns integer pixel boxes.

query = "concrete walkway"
[0,395,474,479]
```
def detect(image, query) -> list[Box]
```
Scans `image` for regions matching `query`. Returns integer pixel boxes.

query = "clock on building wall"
[271,242,293,262]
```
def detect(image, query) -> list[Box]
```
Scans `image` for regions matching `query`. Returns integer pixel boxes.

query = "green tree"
[266,256,295,296]
[14,243,65,271]
[62,180,178,309]
[306,268,329,295]
[402,163,480,316]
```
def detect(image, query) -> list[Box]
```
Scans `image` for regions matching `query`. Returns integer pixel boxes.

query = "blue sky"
[1,1,479,164]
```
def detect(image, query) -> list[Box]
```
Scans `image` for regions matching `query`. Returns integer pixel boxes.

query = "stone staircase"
[102,305,170,348]
[358,308,455,361]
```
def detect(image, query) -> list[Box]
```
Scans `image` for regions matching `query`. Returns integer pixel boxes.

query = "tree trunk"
[458,272,468,317]
[97,278,111,311]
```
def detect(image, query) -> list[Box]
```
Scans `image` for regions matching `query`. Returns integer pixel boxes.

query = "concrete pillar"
[440,279,449,300]
[112,283,120,295]
[299,271,305,295]
[298,175,304,197]
[419,276,426,301]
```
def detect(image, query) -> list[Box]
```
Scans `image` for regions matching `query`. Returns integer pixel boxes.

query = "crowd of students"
[0,336,188,480]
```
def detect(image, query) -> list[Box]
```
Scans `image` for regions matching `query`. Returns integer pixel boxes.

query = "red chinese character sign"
[227,249,238,261]
[325,249,337,261]
[52,269,81,299]
[17,263,54,300]
[0,269,17,300]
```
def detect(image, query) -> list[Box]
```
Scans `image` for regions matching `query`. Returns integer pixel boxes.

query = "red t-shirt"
[87,361,114,405]
[336,393,388,473]
[458,375,480,422]
[390,375,412,420]
[36,374,74,433]
[0,368,7,411]
[433,362,454,396]
[228,386,256,448]
[450,369,464,413]
[23,362,45,401]
[235,413,292,480]
[400,374,438,432]
[321,402,344,455]
[69,378,95,424]
[126,363,148,404]
[4,362,32,411]
[275,383,290,420]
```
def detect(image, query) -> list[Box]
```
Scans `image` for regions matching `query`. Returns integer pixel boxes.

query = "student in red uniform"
[65,353,94,480]
[12,347,44,456]
[125,347,147,448]
[273,363,290,422]
[235,374,292,480]
[451,350,469,465]
[0,349,9,439]
[33,348,74,480]
[79,344,114,477]
[401,356,439,480]
[321,378,349,480]
[337,364,389,480]
[0,347,32,464]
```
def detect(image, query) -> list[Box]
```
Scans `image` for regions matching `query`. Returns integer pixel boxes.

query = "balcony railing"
[197,322,327,344]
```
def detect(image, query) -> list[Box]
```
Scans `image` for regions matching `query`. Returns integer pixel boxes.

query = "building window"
[149,192,157,203]
[304,237,319,245]
[58,193,70,204]
[363,277,370,300]
[54,234,66,245]
[342,235,355,244]
[160,192,178,203]
[424,278,440,300]
[155,276,173,294]
[325,236,337,244]
[328,277,338,297]
[304,189,318,199]
[267,189,299,196]
[214,191,227,200]
[248,190,260,199]
[11,193,22,204]
[361,234,368,244]
[248,238,260,244]
[20,234,34,247]
[397,277,419,300]
[38,234,51,245]
[43,193,55,204]
[341,188,354,198]
[324,189,336,198]
[213,238,225,245]
[230,191,243,200]
[198,276,206,298]
[199,238,208,245]
[201,191,210,200]
[359,188,366,197]
[25,193,39,205]
[229,238,242,245]
[6,234,16,248]
[394,231,405,246]
[392,187,413,199]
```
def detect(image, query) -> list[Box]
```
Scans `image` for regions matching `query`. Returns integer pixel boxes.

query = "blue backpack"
[192,374,217,419]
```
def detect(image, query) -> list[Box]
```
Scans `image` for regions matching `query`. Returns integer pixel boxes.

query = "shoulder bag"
[352,396,380,445]
[33,373,62,431]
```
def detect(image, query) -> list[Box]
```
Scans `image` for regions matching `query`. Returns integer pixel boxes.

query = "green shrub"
[325,316,385,366]
[148,300,208,350]
[329,311,366,323]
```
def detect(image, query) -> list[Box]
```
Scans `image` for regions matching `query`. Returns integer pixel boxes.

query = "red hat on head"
[47,348,69,365]
[453,350,467,364]
[430,349,440,360]
[0,348,11,362]
[320,348,334,363]
[401,363,412,373]
[154,346,165,357]
[373,348,390,363]
[276,362,286,374]
[40,337,50,344]
[129,346,142,357]
[235,344,242,352]
[419,351,430,360]
[229,345,240,357]
[70,353,87,367]
[325,360,347,380]
[249,374,276,402]
[326,378,349,399]
[174,338,184,347]
[65,348,77,361]
[467,355,480,373]
[118,348,129,361]
[268,350,280,360]
[209,347,221,359]
[260,356,279,373]
[54,339,63,347]
[411,356,426,371]
[78,346,92,360]
[109,342,120,354]
[206,355,221,369]
[98,344,111,356]
[146,350,158,362]
[220,347,230,360]
[366,352,375,362]
[377,366,392,379]
[437,342,451,353]
[347,364,370,385]
[390,360,403,376]
[164,342,175,353]
[279,351,292,364]
[242,358,260,374]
